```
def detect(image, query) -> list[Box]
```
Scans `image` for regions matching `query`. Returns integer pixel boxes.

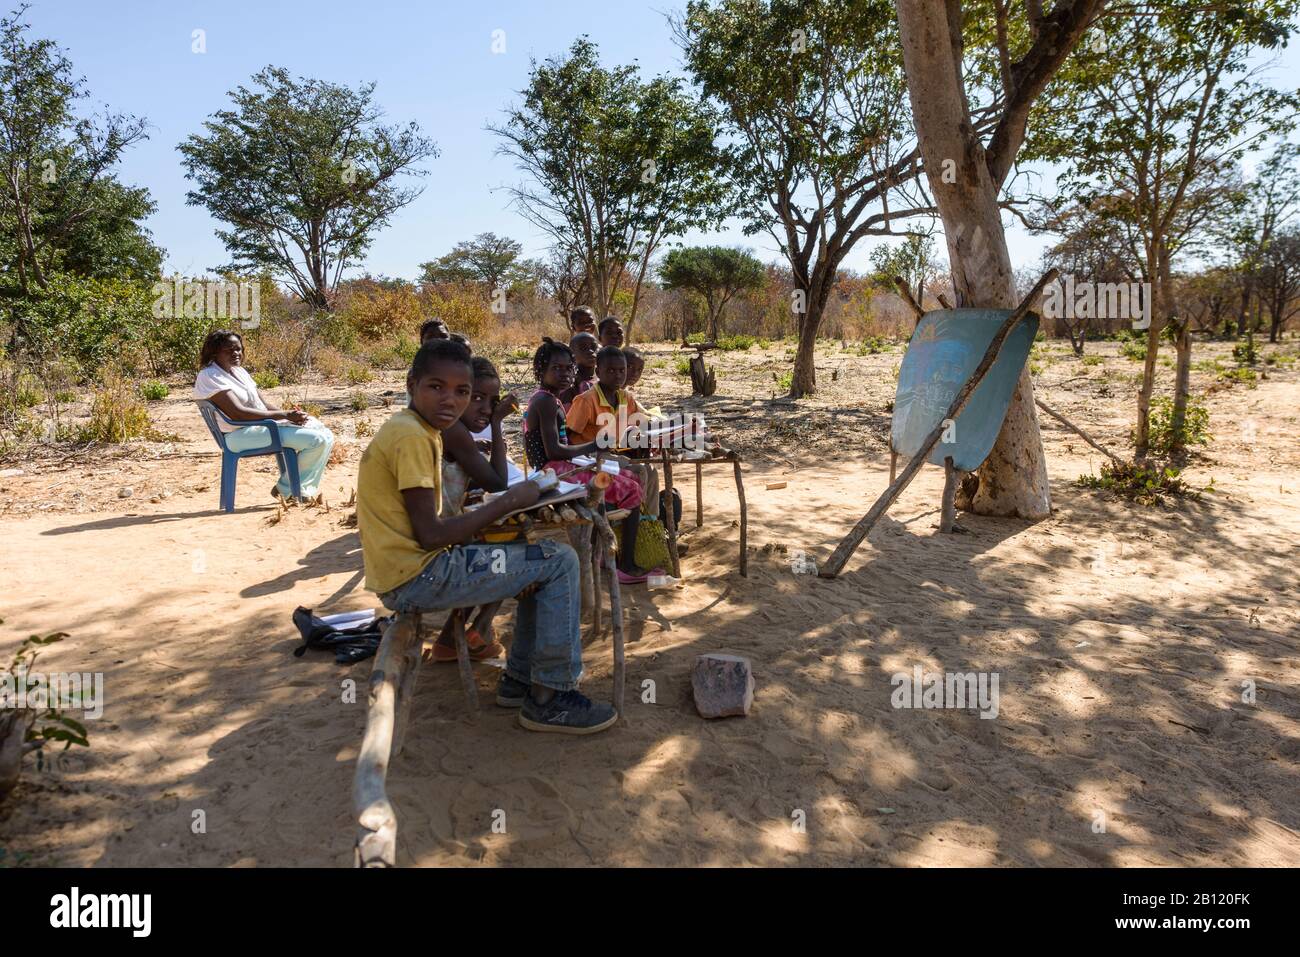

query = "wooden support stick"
[733,457,748,577]
[893,275,925,321]
[588,500,626,717]
[591,534,602,637]
[1033,397,1125,464]
[890,449,898,483]
[450,609,479,717]
[661,450,681,577]
[819,268,1058,579]
[392,612,423,757]
[937,293,953,309]
[939,456,958,533]
[695,462,703,527]
[353,614,420,867]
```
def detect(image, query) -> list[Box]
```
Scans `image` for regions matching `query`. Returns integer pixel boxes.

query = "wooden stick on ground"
[733,456,749,577]
[819,268,1059,579]
[893,275,925,322]
[354,614,421,867]
[939,456,958,533]
[937,293,953,309]
[1033,397,1125,464]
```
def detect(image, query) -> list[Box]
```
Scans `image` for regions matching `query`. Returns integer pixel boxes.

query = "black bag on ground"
[292,606,393,665]
[659,488,682,528]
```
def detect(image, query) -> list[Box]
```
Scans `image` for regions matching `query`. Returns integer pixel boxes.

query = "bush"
[715,334,756,351]
[1217,366,1257,387]
[349,392,368,412]
[81,377,152,443]
[675,359,691,376]
[1119,334,1147,362]
[854,337,889,355]
[345,364,373,385]
[10,273,157,377]
[1081,354,1104,367]
[340,284,424,340]
[1076,460,1200,506]
[139,380,170,401]
[1146,396,1211,454]
[776,369,794,392]
[1231,341,1258,365]
[252,370,280,390]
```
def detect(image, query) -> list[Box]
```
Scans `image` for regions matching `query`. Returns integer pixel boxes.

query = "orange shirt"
[566,384,641,448]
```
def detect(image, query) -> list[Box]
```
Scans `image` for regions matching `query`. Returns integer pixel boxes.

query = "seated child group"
[353,306,680,737]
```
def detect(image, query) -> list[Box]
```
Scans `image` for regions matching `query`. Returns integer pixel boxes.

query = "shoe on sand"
[518,689,617,735]
[496,673,529,708]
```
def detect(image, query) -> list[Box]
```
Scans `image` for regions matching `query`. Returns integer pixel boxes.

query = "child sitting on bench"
[428,355,520,665]
[523,339,648,581]
[357,339,616,735]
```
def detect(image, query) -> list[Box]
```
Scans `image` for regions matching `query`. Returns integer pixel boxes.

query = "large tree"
[418,231,539,290]
[492,39,727,340]
[1259,228,1300,341]
[0,5,158,312]
[660,245,766,340]
[894,0,1106,517]
[1026,1,1298,457]
[679,0,927,398]
[178,66,437,311]
[1227,143,1300,343]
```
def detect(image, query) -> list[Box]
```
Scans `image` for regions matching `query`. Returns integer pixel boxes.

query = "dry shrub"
[419,282,491,339]
[311,346,349,380]
[244,318,309,383]
[341,283,423,340]
[82,375,152,443]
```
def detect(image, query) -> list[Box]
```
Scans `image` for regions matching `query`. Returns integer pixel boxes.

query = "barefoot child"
[358,339,616,734]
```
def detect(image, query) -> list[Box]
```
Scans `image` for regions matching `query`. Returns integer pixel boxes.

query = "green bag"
[634,513,672,571]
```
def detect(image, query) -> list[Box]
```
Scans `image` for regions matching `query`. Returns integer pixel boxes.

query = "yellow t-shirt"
[357,408,445,595]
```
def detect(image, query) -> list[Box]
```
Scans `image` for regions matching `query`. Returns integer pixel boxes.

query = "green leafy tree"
[869,233,938,308]
[678,0,925,398]
[0,5,158,346]
[492,38,728,340]
[1226,143,1300,342]
[418,232,540,291]
[660,246,766,340]
[178,66,438,311]
[1024,1,1299,457]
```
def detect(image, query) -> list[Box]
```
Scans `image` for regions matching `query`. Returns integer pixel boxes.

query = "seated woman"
[430,356,520,663]
[193,330,335,503]
[523,338,647,582]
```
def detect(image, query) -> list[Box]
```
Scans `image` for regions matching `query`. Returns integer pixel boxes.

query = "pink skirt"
[542,459,643,511]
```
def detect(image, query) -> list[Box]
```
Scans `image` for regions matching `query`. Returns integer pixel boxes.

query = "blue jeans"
[381,540,583,692]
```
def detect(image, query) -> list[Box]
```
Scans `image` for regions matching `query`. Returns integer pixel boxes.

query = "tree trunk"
[789,309,818,397]
[896,2,1050,519]
[1169,319,1192,453]
[1133,267,1162,461]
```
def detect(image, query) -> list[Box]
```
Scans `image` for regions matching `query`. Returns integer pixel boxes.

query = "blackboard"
[890,308,1039,472]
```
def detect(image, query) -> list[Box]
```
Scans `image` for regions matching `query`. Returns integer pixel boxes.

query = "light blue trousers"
[225,423,335,498]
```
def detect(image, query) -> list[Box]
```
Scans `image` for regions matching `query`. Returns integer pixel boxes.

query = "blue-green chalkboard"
[890,308,1038,472]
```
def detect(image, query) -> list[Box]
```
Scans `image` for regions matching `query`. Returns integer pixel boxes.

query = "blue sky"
[24,1,1300,283]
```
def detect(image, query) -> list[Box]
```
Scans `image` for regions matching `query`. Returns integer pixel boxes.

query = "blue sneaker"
[496,673,530,709]
[518,689,618,735]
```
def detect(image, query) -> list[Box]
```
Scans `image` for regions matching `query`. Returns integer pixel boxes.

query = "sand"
[1,339,1297,866]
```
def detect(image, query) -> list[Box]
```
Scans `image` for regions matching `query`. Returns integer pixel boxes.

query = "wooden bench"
[351,485,627,867]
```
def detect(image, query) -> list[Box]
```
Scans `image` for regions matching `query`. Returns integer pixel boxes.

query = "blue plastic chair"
[196,400,302,512]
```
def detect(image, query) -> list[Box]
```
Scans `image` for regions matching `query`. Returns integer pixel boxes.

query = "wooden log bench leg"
[695,462,703,527]
[590,507,626,718]
[939,456,958,534]
[449,608,479,717]
[661,450,681,577]
[733,456,748,578]
[353,613,421,867]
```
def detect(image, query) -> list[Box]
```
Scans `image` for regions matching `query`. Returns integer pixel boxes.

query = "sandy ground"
[1,338,1298,867]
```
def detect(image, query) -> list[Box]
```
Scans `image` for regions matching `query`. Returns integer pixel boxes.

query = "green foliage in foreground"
[1076,460,1202,507]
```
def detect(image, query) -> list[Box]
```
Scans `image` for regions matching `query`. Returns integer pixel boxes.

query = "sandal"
[429,628,502,663]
